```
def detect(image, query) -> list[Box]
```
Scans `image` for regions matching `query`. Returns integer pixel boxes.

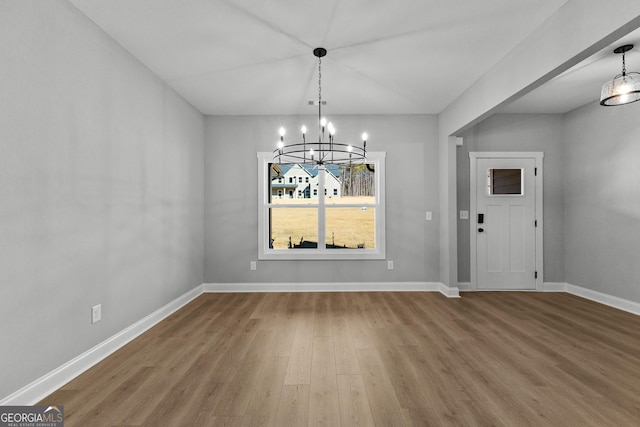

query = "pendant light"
[600,44,640,106]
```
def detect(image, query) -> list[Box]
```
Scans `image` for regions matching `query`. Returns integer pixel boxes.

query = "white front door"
[472,155,540,290]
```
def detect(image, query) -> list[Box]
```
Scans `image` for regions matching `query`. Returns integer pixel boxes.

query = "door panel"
[509,205,526,272]
[485,204,503,272]
[476,158,535,290]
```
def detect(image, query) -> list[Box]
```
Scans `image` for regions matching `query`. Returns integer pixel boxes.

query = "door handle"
[478,228,484,233]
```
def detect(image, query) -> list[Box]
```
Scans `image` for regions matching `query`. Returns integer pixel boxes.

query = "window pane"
[325,207,375,249]
[488,168,523,195]
[270,163,317,203]
[326,163,375,205]
[269,208,318,249]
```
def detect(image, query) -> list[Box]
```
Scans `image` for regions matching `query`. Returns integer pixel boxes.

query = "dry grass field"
[270,196,375,249]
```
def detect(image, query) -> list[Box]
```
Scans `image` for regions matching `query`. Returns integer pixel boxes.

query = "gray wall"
[563,101,640,303]
[457,114,565,283]
[0,1,204,398]
[205,115,439,284]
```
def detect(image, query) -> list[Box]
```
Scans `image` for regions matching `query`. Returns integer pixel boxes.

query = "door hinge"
[535,220,537,228]
[534,167,537,176]
[535,271,538,279]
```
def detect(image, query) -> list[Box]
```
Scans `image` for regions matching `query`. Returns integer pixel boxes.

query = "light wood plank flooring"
[40,292,640,426]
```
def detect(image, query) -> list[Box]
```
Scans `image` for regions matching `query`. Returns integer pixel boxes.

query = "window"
[299,177,303,183]
[488,168,523,195]
[289,177,293,183]
[258,152,386,260]
[305,177,310,183]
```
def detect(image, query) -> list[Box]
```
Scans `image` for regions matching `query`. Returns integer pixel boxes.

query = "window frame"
[257,152,386,260]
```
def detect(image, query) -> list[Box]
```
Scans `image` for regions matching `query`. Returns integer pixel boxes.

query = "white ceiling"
[67,0,639,116]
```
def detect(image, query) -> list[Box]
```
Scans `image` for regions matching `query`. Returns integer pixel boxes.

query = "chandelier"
[600,44,640,106]
[274,47,368,165]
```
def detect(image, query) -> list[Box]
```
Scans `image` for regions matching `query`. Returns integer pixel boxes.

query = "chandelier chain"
[318,56,322,113]
[622,51,627,76]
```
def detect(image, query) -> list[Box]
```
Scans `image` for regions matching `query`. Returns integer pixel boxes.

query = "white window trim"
[257,152,386,260]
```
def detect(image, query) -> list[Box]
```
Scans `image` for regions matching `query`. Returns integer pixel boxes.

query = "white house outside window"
[258,152,386,260]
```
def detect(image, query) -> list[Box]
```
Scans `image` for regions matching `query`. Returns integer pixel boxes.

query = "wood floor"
[40,292,640,426]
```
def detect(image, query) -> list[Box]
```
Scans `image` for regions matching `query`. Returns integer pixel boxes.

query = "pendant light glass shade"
[600,44,640,106]
[600,73,640,106]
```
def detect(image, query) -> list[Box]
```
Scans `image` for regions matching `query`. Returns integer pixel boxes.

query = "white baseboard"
[204,281,453,294]
[543,282,567,292]
[0,285,204,406]
[204,282,460,298]
[439,283,460,298]
[460,282,564,292]
[566,283,640,316]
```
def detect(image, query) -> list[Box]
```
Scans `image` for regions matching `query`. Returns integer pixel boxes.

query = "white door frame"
[469,152,544,291]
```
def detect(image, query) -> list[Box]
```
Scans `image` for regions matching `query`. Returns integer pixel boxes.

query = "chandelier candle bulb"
[278,126,285,157]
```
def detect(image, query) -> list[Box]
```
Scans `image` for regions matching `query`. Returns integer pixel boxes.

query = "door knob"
[478,228,484,233]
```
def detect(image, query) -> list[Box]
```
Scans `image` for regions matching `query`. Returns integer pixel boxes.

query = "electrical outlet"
[460,210,469,220]
[91,304,101,324]
[425,211,432,221]
[387,260,394,270]
[250,261,257,271]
